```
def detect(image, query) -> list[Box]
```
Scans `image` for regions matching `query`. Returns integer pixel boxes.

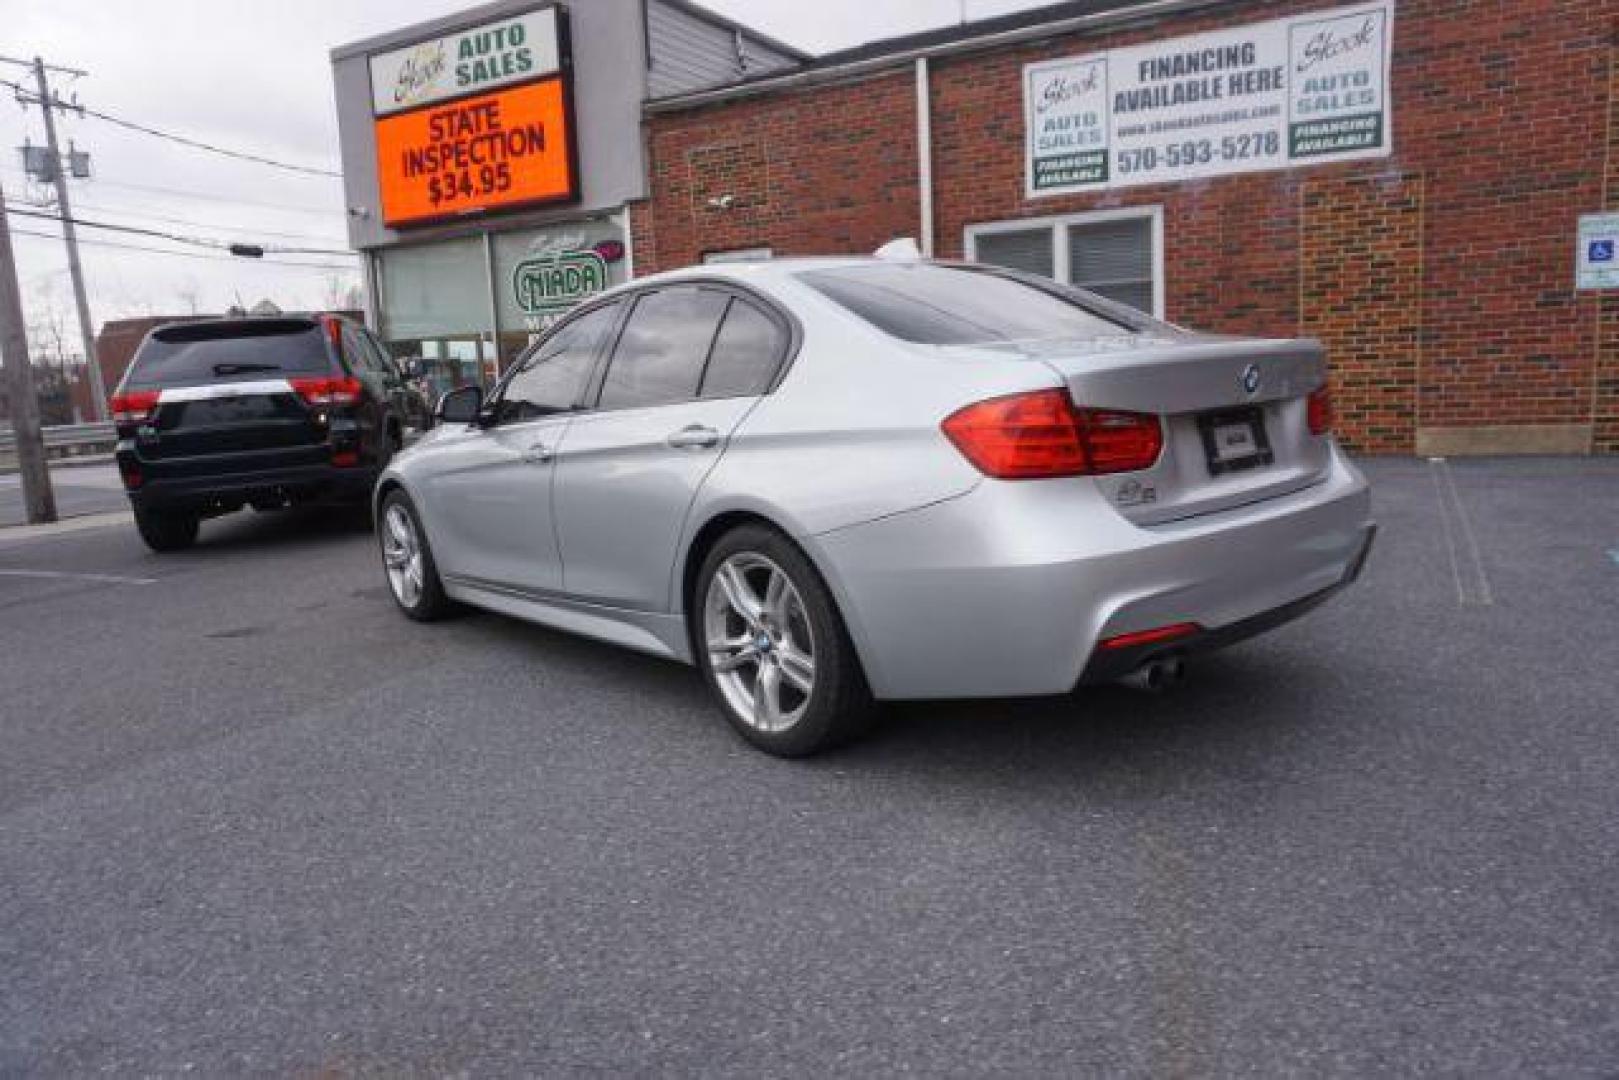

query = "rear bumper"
[1076,521,1376,684]
[809,444,1374,700]
[119,446,374,512]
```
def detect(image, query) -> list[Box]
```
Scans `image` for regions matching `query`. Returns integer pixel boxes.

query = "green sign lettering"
[512,250,609,315]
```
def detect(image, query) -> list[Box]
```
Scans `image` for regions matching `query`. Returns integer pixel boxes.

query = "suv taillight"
[109,389,160,424]
[289,376,363,407]
[941,389,1163,479]
[321,314,344,352]
[1307,385,1333,436]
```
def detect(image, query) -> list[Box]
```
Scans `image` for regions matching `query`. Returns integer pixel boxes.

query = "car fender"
[667,489,886,676]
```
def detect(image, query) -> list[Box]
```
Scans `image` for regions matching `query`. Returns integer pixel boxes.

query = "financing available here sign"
[1024,0,1394,195]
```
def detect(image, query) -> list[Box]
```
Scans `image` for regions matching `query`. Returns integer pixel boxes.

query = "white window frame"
[703,246,774,264]
[964,205,1165,319]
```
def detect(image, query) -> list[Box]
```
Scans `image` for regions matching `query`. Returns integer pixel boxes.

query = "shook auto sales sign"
[369,7,562,116]
[1024,0,1394,195]
[368,5,578,227]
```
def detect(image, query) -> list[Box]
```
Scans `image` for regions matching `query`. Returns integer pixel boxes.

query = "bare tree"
[321,274,354,312]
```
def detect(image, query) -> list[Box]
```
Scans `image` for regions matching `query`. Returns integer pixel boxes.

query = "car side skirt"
[441,574,693,664]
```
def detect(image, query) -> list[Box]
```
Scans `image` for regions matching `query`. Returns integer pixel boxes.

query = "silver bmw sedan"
[375,256,1375,756]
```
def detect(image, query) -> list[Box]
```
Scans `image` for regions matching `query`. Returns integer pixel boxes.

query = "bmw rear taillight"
[1307,385,1333,436]
[941,389,1163,479]
[290,376,363,407]
[109,389,160,425]
[1081,408,1168,474]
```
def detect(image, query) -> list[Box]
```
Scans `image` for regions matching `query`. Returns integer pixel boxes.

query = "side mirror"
[435,385,484,425]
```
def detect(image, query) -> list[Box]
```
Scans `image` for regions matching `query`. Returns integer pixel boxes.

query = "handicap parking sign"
[1577,213,1619,289]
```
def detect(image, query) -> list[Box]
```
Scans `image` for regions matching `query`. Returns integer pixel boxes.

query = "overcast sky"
[2,0,1048,351]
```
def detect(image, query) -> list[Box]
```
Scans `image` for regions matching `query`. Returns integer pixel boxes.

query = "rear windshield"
[125,319,333,388]
[800,263,1138,345]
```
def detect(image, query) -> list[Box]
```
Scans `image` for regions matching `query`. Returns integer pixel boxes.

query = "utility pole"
[0,177,57,524]
[29,56,107,420]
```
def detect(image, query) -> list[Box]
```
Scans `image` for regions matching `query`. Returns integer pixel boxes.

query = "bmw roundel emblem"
[1241,363,1262,395]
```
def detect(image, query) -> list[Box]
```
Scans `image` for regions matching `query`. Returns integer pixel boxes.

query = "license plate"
[1198,407,1274,475]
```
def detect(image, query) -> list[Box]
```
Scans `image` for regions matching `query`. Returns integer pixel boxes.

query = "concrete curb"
[0,510,132,545]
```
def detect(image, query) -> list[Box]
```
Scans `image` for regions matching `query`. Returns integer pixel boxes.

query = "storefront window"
[376,237,496,398]
[492,219,629,371]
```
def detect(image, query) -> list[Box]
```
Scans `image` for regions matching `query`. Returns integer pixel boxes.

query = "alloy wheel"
[704,552,817,732]
[381,503,425,609]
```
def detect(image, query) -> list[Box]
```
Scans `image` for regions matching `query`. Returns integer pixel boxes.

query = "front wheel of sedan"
[378,489,453,622]
[696,526,873,757]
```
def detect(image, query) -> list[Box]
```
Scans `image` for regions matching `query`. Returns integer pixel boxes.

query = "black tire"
[377,488,455,622]
[378,422,402,470]
[693,524,874,757]
[133,507,199,553]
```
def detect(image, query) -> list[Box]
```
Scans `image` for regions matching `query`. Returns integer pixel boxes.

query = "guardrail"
[0,421,117,457]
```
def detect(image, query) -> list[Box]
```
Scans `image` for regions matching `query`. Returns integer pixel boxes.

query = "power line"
[42,198,347,244]
[5,202,235,249]
[0,75,341,179]
[3,202,356,257]
[0,168,343,217]
[7,226,360,272]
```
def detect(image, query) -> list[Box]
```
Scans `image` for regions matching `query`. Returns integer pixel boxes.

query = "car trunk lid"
[945,334,1333,524]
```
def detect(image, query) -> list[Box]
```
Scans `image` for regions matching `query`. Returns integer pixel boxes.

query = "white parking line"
[0,568,157,586]
[1427,457,1494,606]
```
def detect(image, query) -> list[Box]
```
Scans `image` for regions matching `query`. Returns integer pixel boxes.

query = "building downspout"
[361,250,381,330]
[915,57,934,257]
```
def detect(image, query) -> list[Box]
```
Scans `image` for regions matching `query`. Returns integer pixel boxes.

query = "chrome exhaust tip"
[1118,656,1185,692]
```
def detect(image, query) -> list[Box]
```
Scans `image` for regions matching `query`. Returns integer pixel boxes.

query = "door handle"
[521,442,554,464]
[667,424,720,450]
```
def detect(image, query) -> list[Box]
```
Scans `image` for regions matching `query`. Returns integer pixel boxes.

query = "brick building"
[631,0,1618,455]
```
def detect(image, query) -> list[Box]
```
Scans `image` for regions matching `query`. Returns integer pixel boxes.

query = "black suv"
[111,314,421,552]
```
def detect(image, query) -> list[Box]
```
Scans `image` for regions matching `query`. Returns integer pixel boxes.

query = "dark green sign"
[1289,112,1384,158]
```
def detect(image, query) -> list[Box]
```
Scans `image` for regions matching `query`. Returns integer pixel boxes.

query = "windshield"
[125,319,334,388]
[799,263,1143,345]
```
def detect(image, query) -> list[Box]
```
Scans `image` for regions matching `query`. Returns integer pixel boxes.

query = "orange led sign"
[374,76,577,227]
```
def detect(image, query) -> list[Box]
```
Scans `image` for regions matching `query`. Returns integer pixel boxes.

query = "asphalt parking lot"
[1,456,1616,1074]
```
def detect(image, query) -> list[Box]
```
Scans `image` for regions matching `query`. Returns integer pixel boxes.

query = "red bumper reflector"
[1097,622,1202,651]
[331,449,360,468]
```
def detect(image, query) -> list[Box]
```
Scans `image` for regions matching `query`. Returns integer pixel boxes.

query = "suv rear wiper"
[212,362,281,375]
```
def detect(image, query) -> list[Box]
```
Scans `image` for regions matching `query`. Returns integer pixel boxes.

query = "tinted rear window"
[800,264,1133,345]
[699,298,786,399]
[125,320,333,388]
